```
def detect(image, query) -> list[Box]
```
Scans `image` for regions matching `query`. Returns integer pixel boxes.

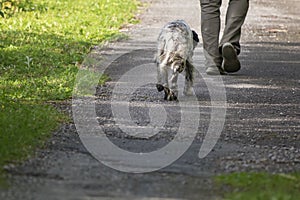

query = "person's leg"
[200,0,224,75]
[220,0,249,53]
[219,0,249,72]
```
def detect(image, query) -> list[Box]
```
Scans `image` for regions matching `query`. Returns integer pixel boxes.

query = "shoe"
[221,43,241,73]
[206,66,227,75]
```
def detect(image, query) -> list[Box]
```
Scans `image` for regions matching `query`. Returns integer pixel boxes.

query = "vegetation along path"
[1,0,300,199]
[0,0,139,183]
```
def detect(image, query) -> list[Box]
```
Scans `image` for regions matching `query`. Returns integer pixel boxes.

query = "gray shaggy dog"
[155,20,199,101]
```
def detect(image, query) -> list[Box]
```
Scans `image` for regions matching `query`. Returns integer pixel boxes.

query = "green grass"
[0,0,139,181]
[0,101,65,173]
[0,0,139,100]
[215,172,300,200]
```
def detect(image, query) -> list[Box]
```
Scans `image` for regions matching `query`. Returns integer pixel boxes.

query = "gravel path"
[1,0,299,199]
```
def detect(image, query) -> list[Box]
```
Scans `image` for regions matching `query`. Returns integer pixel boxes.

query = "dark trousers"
[200,0,249,68]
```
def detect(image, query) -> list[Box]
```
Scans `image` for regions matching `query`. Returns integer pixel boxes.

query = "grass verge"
[0,0,139,100]
[0,0,139,181]
[0,101,65,179]
[215,172,300,200]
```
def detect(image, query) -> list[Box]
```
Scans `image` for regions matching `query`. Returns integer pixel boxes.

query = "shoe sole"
[206,68,220,75]
[222,43,241,73]
[206,67,227,75]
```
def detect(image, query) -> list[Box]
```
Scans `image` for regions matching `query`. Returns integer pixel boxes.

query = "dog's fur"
[154,20,199,100]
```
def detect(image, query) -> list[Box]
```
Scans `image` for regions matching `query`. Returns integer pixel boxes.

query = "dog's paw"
[156,84,164,92]
[164,88,178,101]
[169,92,178,101]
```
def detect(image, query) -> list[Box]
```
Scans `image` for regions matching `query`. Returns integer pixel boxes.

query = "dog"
[154,20,199,101]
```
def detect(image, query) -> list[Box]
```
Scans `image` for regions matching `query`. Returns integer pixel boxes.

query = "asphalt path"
[1,0,299,199]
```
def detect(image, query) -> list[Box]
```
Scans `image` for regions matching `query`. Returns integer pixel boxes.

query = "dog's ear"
[192,30,199,43]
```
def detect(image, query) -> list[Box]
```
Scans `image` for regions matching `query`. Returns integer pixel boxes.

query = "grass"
[0,0,139,100]
[215,172,300,200]
[0,0,139,180]
[0,101,65,177]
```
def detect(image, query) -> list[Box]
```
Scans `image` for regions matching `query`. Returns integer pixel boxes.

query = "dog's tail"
[185,60,194,82]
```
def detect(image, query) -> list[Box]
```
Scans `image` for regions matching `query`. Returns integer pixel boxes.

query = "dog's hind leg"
[156,64,178,101]
[170,70,179,97]
[156,63,168,92]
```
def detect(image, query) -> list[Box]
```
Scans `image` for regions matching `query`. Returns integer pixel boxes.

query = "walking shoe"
[206,66,226,75]
[221,43,241,73]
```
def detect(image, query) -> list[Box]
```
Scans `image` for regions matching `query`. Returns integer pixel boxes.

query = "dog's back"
[156,20,194,64]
